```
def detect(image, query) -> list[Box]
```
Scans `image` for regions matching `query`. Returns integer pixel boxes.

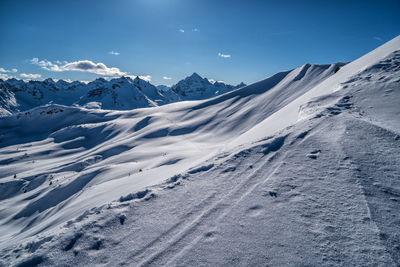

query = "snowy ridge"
[231,35,400,146]
[0,36,399,266]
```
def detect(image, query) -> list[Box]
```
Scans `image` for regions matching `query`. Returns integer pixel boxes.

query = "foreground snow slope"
[0,64,345,249]
[0,35,399,266]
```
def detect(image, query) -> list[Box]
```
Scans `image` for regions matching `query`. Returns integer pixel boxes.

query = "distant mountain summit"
[170,72,246,100]
[0,73,246,116]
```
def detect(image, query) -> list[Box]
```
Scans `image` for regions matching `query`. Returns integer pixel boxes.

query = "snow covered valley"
[0,36,399,266]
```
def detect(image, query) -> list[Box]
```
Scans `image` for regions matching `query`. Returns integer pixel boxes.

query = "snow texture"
[0,36,399,266]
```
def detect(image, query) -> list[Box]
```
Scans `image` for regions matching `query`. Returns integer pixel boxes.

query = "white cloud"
[55,60,62,64]
[163,76,172,80]
[0,73,15,80]
[109,51,120,56]
[30,58,151,81]
[20,73,42,79]
[179,29,185,33]
[218,52,231,58]
[31,58,126,76]
[30,58,55,69]
[0,67,18,73]
[139,75,152,81]
[124,75,152,82]
[207,78,225,84]
[62,60,126,76]
[52,78,73,83]
[192,28,199,32]
[138,75,152,81]
[374,36,382,41]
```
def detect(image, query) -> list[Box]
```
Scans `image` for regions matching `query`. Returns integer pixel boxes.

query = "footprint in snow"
[307,149,321,159]
[246,205,263,217]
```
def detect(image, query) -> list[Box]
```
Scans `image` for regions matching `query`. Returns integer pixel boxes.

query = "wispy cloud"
[179,29,185,33]
[0,67,18,73]
[20,73,42,79]
[218,52,231,58]
[53,78,73,83]
[0,73,15,80]
[208,78,225,84]
[163,76,172,80]
[30,58,56,69]
[109,50,120,56]
[373,36,382,41]
[138,75,152,82]
[125,75,152,82]
[192,28,199,32]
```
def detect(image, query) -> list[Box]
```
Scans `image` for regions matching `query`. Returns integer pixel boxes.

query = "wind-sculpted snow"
[13,170,102,220]
[187,164,214,174]
[0,36,399,266]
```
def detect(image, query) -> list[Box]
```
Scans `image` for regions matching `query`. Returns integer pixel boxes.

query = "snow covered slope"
[0,36,399,266]
[232,35,400,146]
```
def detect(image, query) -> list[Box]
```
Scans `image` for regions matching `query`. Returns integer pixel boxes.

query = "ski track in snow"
[136,136,287,266]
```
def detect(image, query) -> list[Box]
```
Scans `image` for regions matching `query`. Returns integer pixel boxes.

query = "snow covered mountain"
[0,36,399,266]
[169,72,246,101]
[0,74,246,116]
[0,77,166,115]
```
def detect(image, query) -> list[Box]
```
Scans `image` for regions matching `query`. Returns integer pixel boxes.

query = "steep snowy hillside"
[0,36,399,266]
[0,87,18,116]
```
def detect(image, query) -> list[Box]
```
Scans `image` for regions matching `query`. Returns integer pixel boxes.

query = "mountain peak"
[56,79,70,85]
[120,76,133,81]
[132,76,152,88]
[133,76,147,82]
[44,78,55,84]
[110,76,133,84]
[188,72,203,80]
[236,82,246,88]
[93,77,107,84]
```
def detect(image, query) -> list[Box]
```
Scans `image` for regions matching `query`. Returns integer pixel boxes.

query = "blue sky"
[1,0,399,85]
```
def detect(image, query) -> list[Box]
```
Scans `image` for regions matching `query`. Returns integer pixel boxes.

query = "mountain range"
[0,73,246,116]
